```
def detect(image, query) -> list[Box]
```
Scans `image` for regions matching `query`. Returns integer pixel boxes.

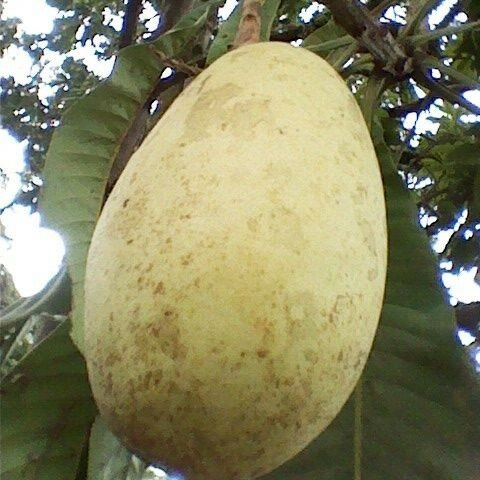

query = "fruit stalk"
[233,0,263,48]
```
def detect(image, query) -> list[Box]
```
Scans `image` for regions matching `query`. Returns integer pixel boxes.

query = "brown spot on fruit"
[105,351,121,366]
[181,253,193,266]
[304,349,319,364]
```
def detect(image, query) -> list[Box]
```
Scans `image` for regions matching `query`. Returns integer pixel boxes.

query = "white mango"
[85,42,387,480]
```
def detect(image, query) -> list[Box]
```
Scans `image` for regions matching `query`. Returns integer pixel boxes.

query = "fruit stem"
[354,379,363,480]
[233,0,263,48]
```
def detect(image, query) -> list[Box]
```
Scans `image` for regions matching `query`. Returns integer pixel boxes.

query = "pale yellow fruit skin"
[85,42,387,480]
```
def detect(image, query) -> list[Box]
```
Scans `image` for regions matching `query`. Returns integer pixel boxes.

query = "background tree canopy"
[0,1,479,479]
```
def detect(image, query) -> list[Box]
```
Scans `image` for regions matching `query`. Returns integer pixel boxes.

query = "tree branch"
[369,0,400,16]
[455,302,480,339]
[387,94,435,117]
[322,0,412,78]
[119,0,144,49]
[407,20,480,46]
[323,0,480,116]
[400,0,440,38]
[413,68,480,116]
[433,1,463,30]
[421,54,480,91]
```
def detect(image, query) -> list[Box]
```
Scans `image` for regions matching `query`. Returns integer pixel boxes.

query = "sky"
[0,0,479,315]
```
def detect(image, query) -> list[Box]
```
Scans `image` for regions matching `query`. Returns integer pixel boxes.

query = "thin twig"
[434,1,463,30]
[370,0,400,17]
[151,47,203,75]
[354,380,363,480]
[270,15,328,42]
[341,54,374,77]
[118,0,143,49]
[421,56,480,91]
[147,0,197,41]
[305,35,353,54]
[400,0,440,38]
[331,42,360,71]
[322,0,480,116]
[387,94,435,117]
[413,69,480,116]
[408,19,480,46]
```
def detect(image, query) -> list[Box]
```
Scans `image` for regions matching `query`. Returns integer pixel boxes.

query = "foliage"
[0,264,19,310]
[400,112,480,273]
[1,0,130,210]
[0,320,96,480]
[1,0,480,479]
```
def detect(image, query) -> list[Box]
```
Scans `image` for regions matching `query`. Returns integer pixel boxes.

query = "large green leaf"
[87,416,141,480]
[206,0,281,65]
[0,265,70,331]
[38,5,216,354]
[0,320,96,480]
[303,19,350,56]
[261,121,480,480]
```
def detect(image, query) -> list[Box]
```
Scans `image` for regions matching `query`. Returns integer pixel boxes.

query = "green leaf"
[447,233,480,267]
[87,416,139,480]
[303,19,346,50]
[261,120,480,480]
[0,320,96,480]
[302,19,357,70]
[39,5,214,354]
[206,2,242,64]
[304,34,352,56]
[206,0,281,65]
[472,167,480,217]
[0,265,71,331]
[260,0,282,42]
[445,143,479,167]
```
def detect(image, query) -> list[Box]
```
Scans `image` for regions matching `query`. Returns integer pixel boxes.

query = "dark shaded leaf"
[472,168,480,217]
[455,302,480,339]
[0,265,71,331]
[87,416,136,480]
[0,321,96,480]
[303,19,346,49]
